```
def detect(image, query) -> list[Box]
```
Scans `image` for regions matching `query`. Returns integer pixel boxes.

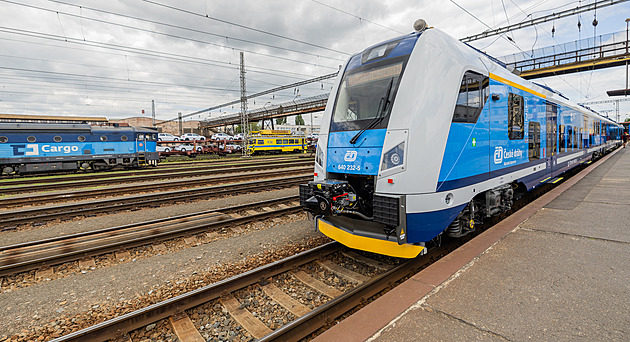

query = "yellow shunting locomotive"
[247,130,306,155]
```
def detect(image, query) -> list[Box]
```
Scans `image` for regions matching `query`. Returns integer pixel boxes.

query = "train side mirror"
[491,94,501,101]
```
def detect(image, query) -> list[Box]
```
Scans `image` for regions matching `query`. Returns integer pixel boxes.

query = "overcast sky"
[0,0,628,124]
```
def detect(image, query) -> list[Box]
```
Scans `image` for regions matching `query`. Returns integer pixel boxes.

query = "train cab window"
[27,136,36,143]
[100,135,108,142]
[137,134,145,140]
[452,71,488,123]
[121,135,128,141]
[508,93,524,140]
[0,136,7,143]
[528,121,541,160]
[559,125,565,152]
[78,135,86,142]
[53,136,62,142]
[152,134,157,140]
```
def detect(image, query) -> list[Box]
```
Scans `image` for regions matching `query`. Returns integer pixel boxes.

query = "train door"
[136,133,147,153]
[545,102,557,177]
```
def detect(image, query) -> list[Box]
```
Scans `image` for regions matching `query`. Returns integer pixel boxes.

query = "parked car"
[175,144,203,153]
[222,144,242,154]
[158,133,179,141]
[156,145,172,153]
[180,133,206,141]
[211,133,233,141]
[232,133,245,140]
[307,133,319,140]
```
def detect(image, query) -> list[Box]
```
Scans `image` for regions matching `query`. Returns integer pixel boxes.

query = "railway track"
[0,174,312,228]
[50,242,444,342]
[43,148,622,342]
[0,157,313,189]
[0,167,312,207]
[0,196,302,277]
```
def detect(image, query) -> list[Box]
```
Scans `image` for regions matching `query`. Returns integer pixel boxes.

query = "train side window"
[559,125,565,152]
[53,136,62,142]
[0,136,7,143]
[78,135,86,142]
[121,135,128,141]
[27,136,36,143]
[452,71,488,123]
[528,121,541,160]
[508,93,524,140]
[567,126,573,151]
[257,140,263,144]
[545,102,558,155]
[276,139,282,144]
[283,139,288,144]
[100,136,108,142]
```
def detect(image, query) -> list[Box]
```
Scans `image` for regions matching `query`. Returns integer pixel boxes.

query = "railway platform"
[315,147,630,341]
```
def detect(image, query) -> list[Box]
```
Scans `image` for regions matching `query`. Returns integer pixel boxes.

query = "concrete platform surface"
[318,148,630,342]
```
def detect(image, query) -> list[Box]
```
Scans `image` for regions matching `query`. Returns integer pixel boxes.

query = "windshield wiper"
[349,78,394,145]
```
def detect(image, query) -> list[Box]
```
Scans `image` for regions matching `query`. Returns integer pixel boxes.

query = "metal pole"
[239,52,250,157]
[178,112,182,136]
[625,18,629,96]
[151,100,156,127]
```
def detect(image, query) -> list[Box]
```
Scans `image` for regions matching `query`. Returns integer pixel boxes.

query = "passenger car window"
[27,136,36,142]
[54,136,62,142]
[528,121,540,160]
[0,136,7,143]
[121,135,128,141]
[452,71,489,123]
[78,135,86,142]
[508,93,524,140]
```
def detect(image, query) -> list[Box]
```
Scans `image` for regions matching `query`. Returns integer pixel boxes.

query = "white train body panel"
[301,26,622,258]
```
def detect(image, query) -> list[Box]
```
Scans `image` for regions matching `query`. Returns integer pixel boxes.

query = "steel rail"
[0,175,311,227]
[0,156,311,186]
[0,167,312,207]
[50,242,343,342]
[0,196,301,277]
[0,160,313,194]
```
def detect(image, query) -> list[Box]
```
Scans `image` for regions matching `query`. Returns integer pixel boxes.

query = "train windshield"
[330,56,408,132]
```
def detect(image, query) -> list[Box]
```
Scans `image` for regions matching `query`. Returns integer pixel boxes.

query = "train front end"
[300,26,429,258]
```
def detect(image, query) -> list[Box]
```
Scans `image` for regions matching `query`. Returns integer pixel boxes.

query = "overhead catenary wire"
[0,27,333,80]
[0,0,344,69]
[310,0,405,34]
[141,0,349,56]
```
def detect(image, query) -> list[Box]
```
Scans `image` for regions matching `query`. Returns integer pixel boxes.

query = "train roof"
[0,113,108,123]
[0,122,92,132]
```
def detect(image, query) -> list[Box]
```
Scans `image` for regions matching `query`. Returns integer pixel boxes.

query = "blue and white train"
[300,20,622,258]
[0,123,159,175]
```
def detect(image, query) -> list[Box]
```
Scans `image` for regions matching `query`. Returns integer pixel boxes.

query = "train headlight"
[381,142,404,171]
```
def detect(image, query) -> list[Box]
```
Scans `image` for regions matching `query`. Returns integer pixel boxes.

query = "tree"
[276,117,287,125]
[295,114,305,125]
[624,117,630,123]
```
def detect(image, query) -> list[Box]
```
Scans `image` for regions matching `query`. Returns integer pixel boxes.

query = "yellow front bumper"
[318,218,425,258]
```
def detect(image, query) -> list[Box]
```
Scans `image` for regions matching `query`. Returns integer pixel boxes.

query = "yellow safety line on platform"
[318,219,424,259]
[490,73,546,99]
